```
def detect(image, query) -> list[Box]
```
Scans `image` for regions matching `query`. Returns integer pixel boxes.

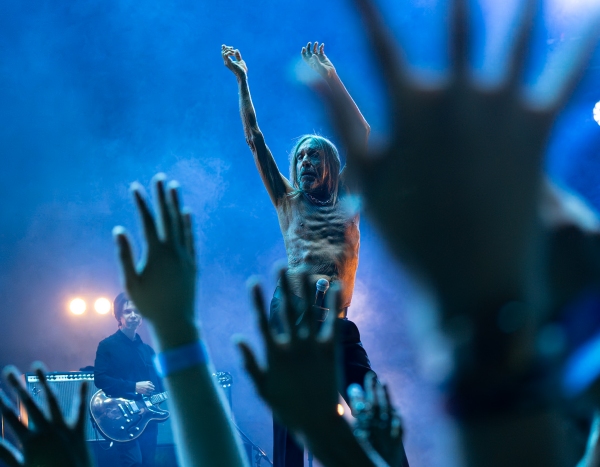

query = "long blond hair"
[288,134,341,203]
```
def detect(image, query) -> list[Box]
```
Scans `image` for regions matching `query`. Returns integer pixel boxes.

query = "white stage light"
[69,298,86,315]
[593,101,600,126]
[94,297,111,314]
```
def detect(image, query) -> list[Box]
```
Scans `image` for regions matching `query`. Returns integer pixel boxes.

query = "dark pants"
[269,287,375,467]
[114,422,158,467]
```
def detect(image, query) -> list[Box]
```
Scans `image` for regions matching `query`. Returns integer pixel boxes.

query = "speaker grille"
[22,372,100,442]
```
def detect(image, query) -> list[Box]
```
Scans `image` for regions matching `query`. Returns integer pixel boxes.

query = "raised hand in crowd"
[237,271,390,467]
[113,174,249,467]
[315,0,600,465]
[0,365,92,467]
[321,0,598,319]
[349,373,408,467]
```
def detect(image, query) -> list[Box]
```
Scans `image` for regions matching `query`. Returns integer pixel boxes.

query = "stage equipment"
[90,390,169,442]
[21,371,97,441]
[94,297,111,314]
[70,298,86,315]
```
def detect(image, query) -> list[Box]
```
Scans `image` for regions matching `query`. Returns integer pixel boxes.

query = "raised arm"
[113,175,249,467]
[222,45,292,205]
[302,41,370,181]
[237,273,390,467]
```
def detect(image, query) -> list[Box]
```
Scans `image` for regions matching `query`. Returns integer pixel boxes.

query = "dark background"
[1,0,600,465]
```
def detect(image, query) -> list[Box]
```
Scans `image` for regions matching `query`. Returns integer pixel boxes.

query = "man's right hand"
[135,381,155,395]
[222,45,248,79]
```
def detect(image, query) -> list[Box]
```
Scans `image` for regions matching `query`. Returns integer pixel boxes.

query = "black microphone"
[314,278,330,308]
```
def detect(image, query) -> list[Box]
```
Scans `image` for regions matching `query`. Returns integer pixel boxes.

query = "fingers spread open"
[0,391,27,441]
[182,211,196,259]
[0,440,20,467]
[249,279,276,349]
[236,341,268,399]
[450,0,470,81]
[319,284,340,342]
[545,13,600,113]
[299,274,315,336]
[364,371,377,404]
[384,383,403,439]
[113,227,138,290]
[167,181,185,248]
[75,381,89,433]
[353,0,406,93]
[505,0,538,90]
[131,183,159,247]
[279,270,297,342]
[375,379,388,415]
[35,368,64,427]
[347,383,367,416]
[152,174,173,243]
[3,368,48,431]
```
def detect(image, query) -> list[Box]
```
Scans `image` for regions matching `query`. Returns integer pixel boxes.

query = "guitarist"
[94,292,164,467]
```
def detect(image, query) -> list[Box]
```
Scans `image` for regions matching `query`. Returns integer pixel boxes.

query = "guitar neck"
[148,391,168,405]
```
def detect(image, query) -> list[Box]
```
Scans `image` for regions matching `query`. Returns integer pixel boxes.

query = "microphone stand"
[235,423,273,466]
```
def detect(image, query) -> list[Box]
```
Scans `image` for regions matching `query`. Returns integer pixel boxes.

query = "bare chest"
[276,194,360,268]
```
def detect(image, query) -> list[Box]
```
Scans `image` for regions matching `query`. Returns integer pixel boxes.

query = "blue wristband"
[154,341,209,378]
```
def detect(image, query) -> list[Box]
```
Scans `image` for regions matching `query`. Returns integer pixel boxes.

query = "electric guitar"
[89,389,169,442]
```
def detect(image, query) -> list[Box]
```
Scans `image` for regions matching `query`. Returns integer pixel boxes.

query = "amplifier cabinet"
[22,372,100,442]
[20,371,233,445]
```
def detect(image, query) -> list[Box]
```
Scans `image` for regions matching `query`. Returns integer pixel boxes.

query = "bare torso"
[276,191,360,309]
[223,44,370,310]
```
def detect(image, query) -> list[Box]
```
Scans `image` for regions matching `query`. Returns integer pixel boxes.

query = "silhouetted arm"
[317,0,600,466]
[238,273,391,467]
[113,175,249,467]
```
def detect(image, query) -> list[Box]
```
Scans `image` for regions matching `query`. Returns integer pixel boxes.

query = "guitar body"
[90,389,169,442]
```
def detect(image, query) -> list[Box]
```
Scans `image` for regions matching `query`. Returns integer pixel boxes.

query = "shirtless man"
[222,42,374,467]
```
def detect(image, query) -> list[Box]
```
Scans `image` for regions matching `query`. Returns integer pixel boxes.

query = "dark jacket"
[94,330,163,398]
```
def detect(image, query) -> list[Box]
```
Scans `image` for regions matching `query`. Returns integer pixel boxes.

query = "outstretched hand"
[302,41,335,79]
[349,373,408,467]
[222,45,248,80]
[321,0,599,315]
[237,270,341,434]
[113,174,197,336]
[0,365,92,467]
